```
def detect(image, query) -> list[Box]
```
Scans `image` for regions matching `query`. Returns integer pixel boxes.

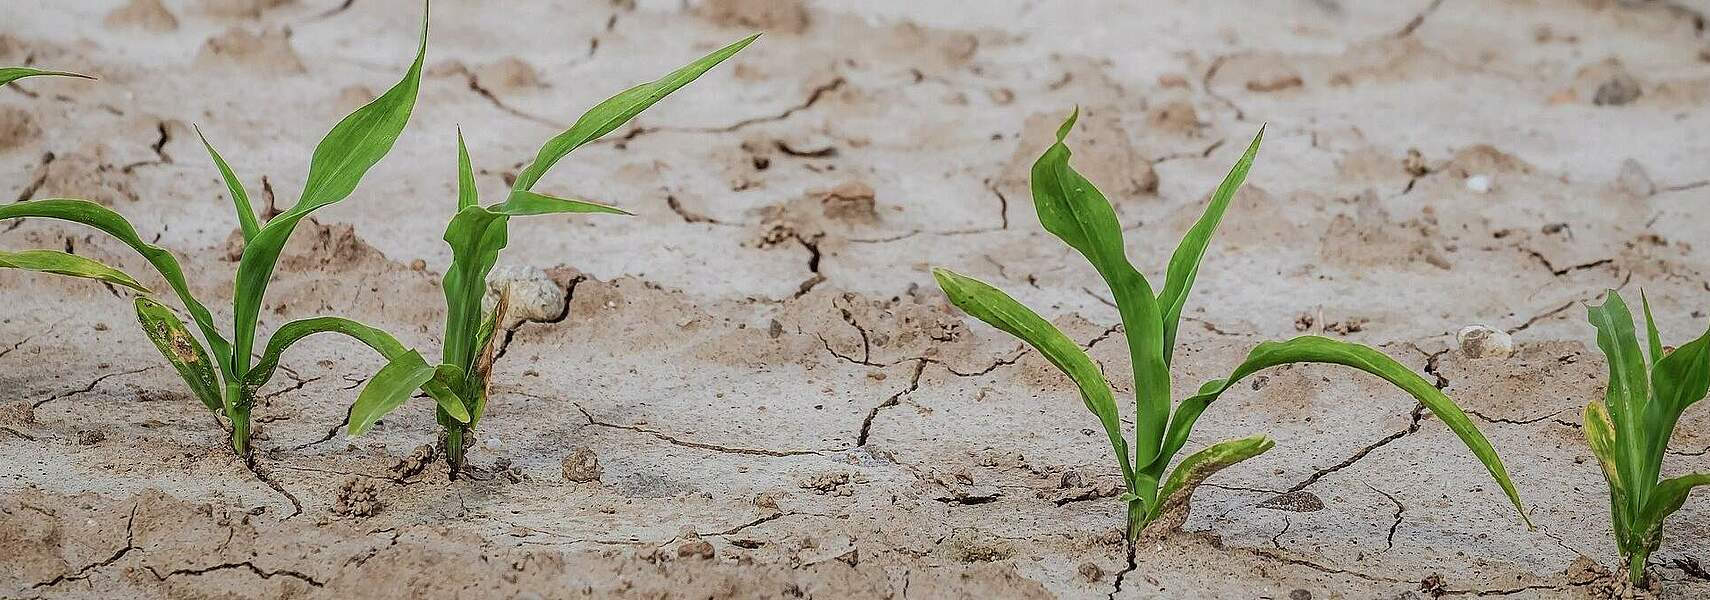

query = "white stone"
[484,265,566,323]
[1457,325,1514,359]
[1465,175,1492,194]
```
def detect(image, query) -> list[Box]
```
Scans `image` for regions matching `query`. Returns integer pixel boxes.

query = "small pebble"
[1458,325,1514,359]
[1465,175,1492,194]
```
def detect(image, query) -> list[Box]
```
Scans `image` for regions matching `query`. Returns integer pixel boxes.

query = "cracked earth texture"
[3,0,1710,598]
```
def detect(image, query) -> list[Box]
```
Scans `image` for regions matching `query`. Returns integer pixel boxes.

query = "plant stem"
[224,383,251,460]
[1126,500,1146,542]
[444,424,468,479]
[1628,550,1648,588]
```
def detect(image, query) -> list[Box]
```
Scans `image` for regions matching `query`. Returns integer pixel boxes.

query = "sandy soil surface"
[3,0,1710,598]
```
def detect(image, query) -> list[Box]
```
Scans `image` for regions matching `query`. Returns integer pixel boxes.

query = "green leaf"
[1639,473,1710,539]
[242,316,412,396]
[1157,434,1273,515]
[456,127,478,210]
[1587,290,1652,492]
[347,350,439,436]
[135,297,223,412]
[1651,320,1710,417]
[0,67,93,87]
[1153,335,1530,525]
[230,7,428,375]
[494,190,632,216]
[510,33,758,193]
[0,199,230,372]
[1158,126,1263,365]
[440,204,509,371]
[1030,108,1170,470]
[933,267,1135,486]
[195,127,259,242]
[0,249,149,292]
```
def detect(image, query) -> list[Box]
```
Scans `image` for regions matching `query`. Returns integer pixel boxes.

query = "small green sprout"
[0,7,436,460]
[342,34,758,476]
[933,109,1529,541]
[1583,289,1710,586]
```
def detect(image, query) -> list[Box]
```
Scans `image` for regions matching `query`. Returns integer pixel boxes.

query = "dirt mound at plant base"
[0,487,1050,599]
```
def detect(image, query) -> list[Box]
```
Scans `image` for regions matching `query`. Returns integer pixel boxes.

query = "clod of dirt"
[196,27,306,74]
[104,0,179,32]
[701,0,810,34]
[940,529,1015,563]
[1457,325,1514,359]
[1288,589,1313,600]
[561,446,602,483]
[1076,561,1104,582]
[332,477,382,517]
[1402,148,1431,176]
[1616,158,1655,197]
[475,57,544,91]
[277,221,385,270]
[485,265,568,324]
[33,147,139,206]
[813,181,879,224]
[390,444,436,479]
[76,429,107,445]
[799,471,855,496]
[1594,71,1644,106]
[676,529,716,560]
[0,106,39,151]
[1146,99,1202,135]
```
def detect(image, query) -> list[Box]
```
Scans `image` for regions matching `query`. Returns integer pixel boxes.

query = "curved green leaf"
[0,67,93,87]
[494,190,632,216]
[1153,335,1529,524]
[1639,473,1710,540]
[347,350,439,436]
[195,126,259,242]
[0,199,230,372]
[934,267,1135,487]
[1585,400,1632,547]
[1031,109,1170,470]
[510,33,758,193]
[1156,434,1273,517]
[0,249,149,292]
[135,297,223,412]
[231,7,428,374]
[242,316,411,395]
[440,204,508,370]
[348,352,472,436]
[1158,126,1263,365]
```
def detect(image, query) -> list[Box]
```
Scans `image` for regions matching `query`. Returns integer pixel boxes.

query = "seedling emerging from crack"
[1582,289,1710,587]
[0,7,437,460]
[933,109,1528,541]
[342,34,759,476]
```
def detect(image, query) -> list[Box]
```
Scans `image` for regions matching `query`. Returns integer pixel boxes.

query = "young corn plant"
[340,35,758,476]
[0,9,442,460]
[933,110,1529,541]
[1583,289,1710,586]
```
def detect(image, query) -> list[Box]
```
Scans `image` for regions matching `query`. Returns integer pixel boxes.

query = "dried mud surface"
[3,0,1710,598]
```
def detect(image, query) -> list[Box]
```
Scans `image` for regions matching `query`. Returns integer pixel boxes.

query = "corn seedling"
[1583,289,1710,586]
[341,35,758,475]
[0,8,435,460]
[932,110,1528,541]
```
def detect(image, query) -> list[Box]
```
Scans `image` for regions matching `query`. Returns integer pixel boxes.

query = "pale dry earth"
[2,0,1709,598]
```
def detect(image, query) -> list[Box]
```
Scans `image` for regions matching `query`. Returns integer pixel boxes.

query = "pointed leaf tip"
[1055,106,1080,143]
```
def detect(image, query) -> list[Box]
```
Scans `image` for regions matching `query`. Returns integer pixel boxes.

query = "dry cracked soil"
[3,0,1710,598]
